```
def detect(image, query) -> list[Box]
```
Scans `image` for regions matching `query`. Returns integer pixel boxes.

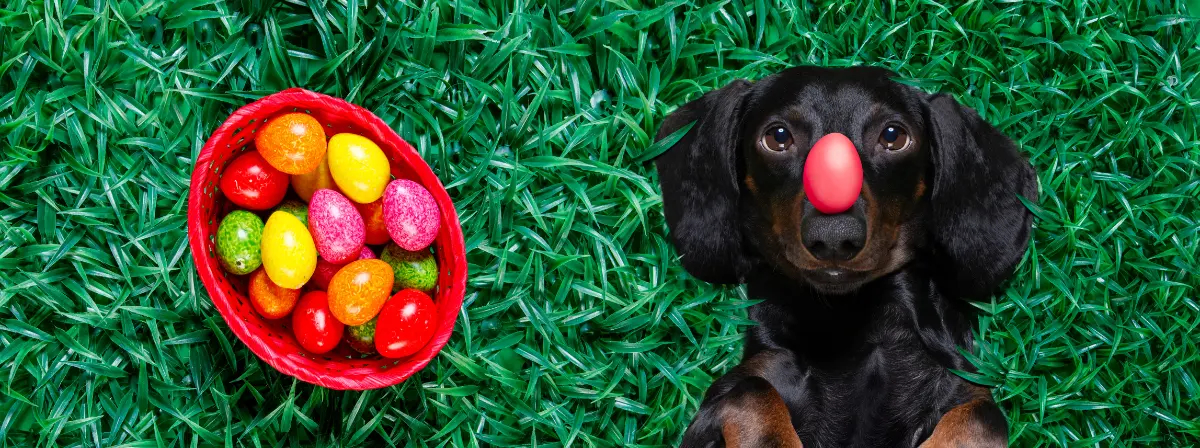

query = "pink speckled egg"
[308,189,366,264]
[383,179,441,251]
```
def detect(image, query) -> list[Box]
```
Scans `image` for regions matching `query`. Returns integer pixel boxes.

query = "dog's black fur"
[654,66,1036,448]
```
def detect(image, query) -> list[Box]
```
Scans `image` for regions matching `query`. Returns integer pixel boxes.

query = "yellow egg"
[327,133,391,204]
[261,211,318,289]
[291,157,337,202]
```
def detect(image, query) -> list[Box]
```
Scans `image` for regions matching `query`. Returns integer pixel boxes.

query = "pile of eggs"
[214,112,441,359]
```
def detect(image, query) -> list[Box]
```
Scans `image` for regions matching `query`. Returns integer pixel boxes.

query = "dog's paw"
[918,401,1007,448]
[919,432,1005,448]
[680,377,803,448]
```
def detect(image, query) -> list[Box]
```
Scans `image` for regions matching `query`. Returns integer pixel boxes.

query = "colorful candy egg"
[803,133,863,214]
[219,151,289,210]
[275,199,309,227]
[311,258,343,291]
[312,246,376,288]
[292,291,343,354]
[311,247,377,290]
[327,133,390,203]
[248,268,300,319]
[355,198,391,245]
[359,246,376,259]
[380,244,438,293]
[345,318,377,354]
[382,179,440,251]
[261,211,318,289]
[291,158,337,202]
[215,210,264,275]
[327,259,395,326]
[308,189,366,264]
[375,289,437,359]
[255,113,328,175]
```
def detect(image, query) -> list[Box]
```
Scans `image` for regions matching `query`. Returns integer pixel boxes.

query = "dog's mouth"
[771,244,878,295]
[800,268,871,295]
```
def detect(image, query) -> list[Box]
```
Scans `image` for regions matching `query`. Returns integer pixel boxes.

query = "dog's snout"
[802,207,866,261]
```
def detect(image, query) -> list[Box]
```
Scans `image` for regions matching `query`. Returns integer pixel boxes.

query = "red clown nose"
[803,133,863,214]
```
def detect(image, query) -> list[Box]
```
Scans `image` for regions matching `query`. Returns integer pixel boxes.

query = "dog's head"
[654,66,1036,298]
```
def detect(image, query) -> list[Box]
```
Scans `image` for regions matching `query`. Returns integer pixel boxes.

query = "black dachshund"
[654,66,1036,448]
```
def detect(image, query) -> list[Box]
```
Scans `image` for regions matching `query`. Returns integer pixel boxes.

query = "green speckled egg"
[275,199,309,227]
[380,244,438,293]
[216,210,264,275]
[345,318,376,354]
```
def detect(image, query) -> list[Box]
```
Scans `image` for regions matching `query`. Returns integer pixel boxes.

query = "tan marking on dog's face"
[745,174,759,195]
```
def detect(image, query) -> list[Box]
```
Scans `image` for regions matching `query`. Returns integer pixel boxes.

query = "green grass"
[1,0,1198,446]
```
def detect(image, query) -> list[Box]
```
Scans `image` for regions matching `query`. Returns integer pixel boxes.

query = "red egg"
[311,258,344,290]
[310,247,377,290]
[374,289,437,359]
[803,133,863,214]
[291,291,344,354]
[355,198,391,246]
[219,151,289,210]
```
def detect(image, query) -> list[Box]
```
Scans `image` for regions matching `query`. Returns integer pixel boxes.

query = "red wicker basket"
[187,88,466,390]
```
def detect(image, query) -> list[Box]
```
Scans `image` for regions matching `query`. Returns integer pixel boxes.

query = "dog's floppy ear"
[654,80,753,285]
[926,94,1038,299]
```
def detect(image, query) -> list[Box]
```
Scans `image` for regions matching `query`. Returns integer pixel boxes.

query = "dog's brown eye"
[880,125,910,151]
[762,127,793,151]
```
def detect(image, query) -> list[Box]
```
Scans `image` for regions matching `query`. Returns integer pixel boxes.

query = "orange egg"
[248,268,301,319]
[354,198,390,245]
[255,113,327,175]
[327,259,395,326]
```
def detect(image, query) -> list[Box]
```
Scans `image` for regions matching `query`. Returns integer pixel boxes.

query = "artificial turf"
[1,0,1198,446]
